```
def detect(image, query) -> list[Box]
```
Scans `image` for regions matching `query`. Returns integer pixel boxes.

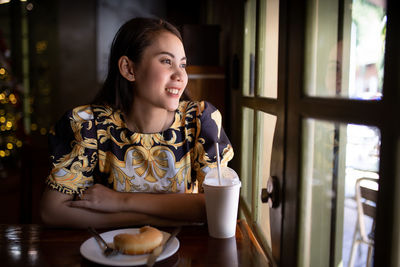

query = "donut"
[113,226,163,255]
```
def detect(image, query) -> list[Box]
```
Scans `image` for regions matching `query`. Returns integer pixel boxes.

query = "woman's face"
[132,31,188,112]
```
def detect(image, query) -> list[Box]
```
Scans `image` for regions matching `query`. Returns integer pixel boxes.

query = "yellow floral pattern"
[46,101,234,195]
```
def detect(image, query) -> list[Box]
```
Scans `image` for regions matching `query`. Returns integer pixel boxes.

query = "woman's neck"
[125,103,175,134]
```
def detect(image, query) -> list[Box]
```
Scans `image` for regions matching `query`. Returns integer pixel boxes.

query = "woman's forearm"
[68,184,206,223]
[119,192,206,222]
[40,187,183,229]
[42,209,182,229]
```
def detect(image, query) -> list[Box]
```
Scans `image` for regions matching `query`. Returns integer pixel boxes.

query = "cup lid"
[203,166,240,187]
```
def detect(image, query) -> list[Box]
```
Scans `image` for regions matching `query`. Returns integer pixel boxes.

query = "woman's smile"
[166,87,181,96]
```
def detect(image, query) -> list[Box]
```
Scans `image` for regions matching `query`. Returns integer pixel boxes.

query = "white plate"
[80,228,180,266]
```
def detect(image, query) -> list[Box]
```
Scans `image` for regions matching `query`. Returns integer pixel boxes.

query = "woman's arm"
[40,186,188,229]
[67,184,206,222]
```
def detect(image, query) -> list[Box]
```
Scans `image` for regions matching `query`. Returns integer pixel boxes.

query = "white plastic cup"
[203,167,241,238]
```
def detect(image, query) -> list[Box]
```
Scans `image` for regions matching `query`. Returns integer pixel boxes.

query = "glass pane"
[240,107,255,212]
[242,0,257,96]
[298,119,380,267]
[304,0,386,99]
[258,0,279,99]
[255,111,277,248]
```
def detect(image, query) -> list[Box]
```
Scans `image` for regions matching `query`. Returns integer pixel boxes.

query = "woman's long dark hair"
[92,18,183,115]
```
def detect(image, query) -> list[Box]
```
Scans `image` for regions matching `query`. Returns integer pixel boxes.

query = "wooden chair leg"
[349,240,360,267]
[348,221,360,267]
[366,244,373,267]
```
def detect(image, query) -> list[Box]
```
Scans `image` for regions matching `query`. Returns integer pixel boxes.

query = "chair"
[348,177,378,267]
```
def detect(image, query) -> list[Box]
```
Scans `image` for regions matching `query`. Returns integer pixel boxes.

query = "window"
[236,0,398,266]
[239,0,281,259]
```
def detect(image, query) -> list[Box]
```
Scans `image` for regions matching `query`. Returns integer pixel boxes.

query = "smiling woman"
[122,31,188,132]
[40,17,234,229]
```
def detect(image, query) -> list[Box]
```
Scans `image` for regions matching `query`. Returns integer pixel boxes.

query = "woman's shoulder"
[66,104,118,122]
[178,100,217,116]
[69,104,95,121]
[50,105,98,140]
[53,105,95,127]
[55,104,119,131]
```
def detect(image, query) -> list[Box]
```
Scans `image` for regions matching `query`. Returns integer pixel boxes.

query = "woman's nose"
[171,68,186,82]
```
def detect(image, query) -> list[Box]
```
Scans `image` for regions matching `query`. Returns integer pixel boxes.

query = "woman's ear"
[118,56,135,81]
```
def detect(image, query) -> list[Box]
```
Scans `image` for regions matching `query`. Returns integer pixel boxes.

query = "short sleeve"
[46,105,98,195]
[193,101,234,191]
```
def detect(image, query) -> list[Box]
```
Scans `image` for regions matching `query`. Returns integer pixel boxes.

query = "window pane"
[304,0,386,99]
[258,0,279,99]
[241,107,255,212]
[298,119,380,267]
[242,0,257,96]
[255,111,277,248]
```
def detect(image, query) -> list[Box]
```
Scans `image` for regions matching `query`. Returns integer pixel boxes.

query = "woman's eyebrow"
[157,51,186,61]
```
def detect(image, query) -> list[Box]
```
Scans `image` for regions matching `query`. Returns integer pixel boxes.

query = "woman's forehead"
[145,31,186,57]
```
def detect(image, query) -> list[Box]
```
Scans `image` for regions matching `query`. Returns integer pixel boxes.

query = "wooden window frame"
[237,0,399,266]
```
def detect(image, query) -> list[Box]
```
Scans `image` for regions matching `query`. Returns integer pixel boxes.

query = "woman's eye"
[161,59,172,65]
[180,63,187,68]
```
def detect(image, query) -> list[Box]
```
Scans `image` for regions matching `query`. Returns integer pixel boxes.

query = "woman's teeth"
[166,88,179,95]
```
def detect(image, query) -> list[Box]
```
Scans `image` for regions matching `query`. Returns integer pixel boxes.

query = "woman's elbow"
[40,197,61,226]
[40,206,53,226]
[39,187,71,226]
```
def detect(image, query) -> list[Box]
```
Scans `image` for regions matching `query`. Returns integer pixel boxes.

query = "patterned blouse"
[46,101,234,195]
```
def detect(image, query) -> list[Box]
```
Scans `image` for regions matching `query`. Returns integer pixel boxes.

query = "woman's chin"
[166,106,179,112]
[165,101,180,111]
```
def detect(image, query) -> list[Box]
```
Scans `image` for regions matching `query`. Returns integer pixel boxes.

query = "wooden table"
[0,220,270,266]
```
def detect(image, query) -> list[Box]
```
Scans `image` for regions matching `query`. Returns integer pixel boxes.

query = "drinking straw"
[215,143,222,185]
[211,110,223,185]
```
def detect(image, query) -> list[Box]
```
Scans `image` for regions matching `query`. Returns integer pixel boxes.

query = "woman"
[40,18,233,228]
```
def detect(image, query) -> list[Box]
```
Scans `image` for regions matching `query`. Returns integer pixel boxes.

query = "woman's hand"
[67,184,205,222]
[68,184,125,212]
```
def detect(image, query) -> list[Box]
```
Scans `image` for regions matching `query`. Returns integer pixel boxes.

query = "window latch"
[261,176,280,208]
